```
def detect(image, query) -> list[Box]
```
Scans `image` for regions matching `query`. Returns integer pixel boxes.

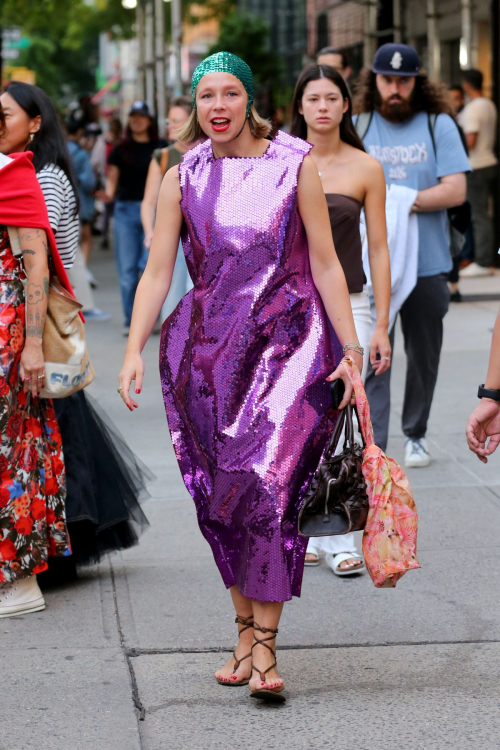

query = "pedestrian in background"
[290,62,391,576]
[118,52,363,703]
[459,68,498,278]
[103,101,163,335]
[0,106,71,617]
[0,83,150,583]
[354,43,469,466]
[91,117,122,249]
[66,115,96,265]
[316,47,352,87]
[449,84,465,120]
[141,96,196,321]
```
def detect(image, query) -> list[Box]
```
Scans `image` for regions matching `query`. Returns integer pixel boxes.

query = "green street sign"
[5,37,31,50]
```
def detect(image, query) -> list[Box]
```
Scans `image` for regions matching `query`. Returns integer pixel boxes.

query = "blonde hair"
[177,105,272,144]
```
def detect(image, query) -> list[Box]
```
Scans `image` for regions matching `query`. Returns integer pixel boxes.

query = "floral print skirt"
[0,226,70,584]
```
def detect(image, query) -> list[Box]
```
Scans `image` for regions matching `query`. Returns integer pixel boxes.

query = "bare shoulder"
[160,164,182,203]
[298,154,321,185]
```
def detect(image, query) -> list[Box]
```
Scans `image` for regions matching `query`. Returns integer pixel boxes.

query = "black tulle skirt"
[49,391,151,567]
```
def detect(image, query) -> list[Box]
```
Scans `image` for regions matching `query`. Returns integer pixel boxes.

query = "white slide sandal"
[326,551,365,577]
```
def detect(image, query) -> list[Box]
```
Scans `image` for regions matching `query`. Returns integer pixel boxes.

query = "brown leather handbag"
[298,403,368,537]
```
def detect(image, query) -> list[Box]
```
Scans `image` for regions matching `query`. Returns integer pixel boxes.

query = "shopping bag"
[341,357,420,588]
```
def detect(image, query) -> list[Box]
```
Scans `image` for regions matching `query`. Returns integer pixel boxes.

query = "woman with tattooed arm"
[0,105,71,617]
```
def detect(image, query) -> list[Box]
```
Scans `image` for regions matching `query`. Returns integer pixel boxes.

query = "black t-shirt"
[108,139,164,201]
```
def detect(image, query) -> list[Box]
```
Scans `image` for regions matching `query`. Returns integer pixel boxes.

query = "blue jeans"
[113,201,148,326]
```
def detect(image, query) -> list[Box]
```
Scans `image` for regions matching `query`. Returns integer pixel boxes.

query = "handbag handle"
[325,402,365,459]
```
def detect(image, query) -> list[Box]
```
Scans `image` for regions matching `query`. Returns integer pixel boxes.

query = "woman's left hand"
[370,324,391,376]
[326,351,363,409]
[20,341,46,398]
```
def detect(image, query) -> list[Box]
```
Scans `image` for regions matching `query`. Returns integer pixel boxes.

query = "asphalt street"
[4,247,500,750]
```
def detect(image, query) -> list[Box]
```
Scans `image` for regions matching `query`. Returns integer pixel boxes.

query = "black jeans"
[365,274,450,451]
[467,164,498,268]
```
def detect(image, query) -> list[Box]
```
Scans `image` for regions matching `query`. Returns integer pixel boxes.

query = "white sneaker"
[459,262,494,278]
[404,438,431,468]
[0,576,46,618]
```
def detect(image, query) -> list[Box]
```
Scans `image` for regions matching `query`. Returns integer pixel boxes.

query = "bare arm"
[465,132,478,150]
[118,166,183,409]
[298,156,362,406]
[466,306,500,461]
[412,172,467,213]
[104,165,120,201]
[18,227,50,397]
[141,159,163,249]
[363,160,391,374]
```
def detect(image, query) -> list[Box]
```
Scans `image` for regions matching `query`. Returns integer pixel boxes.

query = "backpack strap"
[160,148,169,177]
[427,113,438,157]
[355,112,373,140]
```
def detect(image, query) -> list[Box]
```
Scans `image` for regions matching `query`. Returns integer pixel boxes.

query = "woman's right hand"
[118,352,145,411]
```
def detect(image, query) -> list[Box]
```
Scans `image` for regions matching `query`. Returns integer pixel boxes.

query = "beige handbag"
[8,226,95,398]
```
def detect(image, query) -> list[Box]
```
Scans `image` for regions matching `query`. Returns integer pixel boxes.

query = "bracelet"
[343,343,364,356]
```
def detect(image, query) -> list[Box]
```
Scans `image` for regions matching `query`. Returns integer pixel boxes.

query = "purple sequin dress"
[160,131,342,602]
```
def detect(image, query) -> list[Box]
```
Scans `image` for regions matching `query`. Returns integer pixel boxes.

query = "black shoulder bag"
[298,402,369,537]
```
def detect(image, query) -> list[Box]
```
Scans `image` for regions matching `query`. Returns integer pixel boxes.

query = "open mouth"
[210,118,231,132]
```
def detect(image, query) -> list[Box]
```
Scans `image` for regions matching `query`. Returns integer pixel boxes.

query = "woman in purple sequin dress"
[119,53,363,701]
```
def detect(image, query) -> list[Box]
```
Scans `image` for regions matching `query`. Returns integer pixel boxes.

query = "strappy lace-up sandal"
[249,623,286,703]
[215,614,254,686]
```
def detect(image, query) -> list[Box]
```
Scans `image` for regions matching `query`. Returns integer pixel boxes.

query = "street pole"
[363,0,377,68]
[460,0,473,69]
[171,0,182,96]
[393,0,402,44]
[427,0,441,80]
[145,0,155,110]
[154,0,166,131]
[137,1,146,99]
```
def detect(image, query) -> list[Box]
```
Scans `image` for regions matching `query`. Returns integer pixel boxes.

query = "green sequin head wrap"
[191,51,254,118]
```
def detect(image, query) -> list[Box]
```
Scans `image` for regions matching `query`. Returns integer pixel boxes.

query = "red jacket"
[0,152,83,319]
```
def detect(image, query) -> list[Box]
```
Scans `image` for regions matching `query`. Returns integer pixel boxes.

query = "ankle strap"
[235,615,254,627]
[253,622,278,635]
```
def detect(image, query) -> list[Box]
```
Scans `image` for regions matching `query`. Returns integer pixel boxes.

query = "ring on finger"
[37,375,45,380]
[117,386,122,394]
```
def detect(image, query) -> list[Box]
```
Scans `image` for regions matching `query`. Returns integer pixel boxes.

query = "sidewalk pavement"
[4,249,500,750]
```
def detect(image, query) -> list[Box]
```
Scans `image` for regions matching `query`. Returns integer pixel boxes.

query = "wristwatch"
[478,384,500,401]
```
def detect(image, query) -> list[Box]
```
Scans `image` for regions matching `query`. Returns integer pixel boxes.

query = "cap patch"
[390,51,403,70]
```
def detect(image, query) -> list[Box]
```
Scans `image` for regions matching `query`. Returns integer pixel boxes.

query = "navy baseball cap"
[128,100,151,117]
[372,43,420,76]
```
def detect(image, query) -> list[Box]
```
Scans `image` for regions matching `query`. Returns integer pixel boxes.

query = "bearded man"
[354,43,470,467]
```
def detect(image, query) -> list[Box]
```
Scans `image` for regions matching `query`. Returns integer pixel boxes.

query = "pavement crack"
[109,559,147,727]
[125,637,500,658]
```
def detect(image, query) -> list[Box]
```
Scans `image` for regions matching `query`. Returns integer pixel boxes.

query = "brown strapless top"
[326,194,367,294]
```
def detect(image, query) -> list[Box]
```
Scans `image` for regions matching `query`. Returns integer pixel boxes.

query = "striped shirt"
[37,164,79,269]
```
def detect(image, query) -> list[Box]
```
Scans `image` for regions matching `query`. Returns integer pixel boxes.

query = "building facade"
[306,0,497,96]
[238,0,308,86]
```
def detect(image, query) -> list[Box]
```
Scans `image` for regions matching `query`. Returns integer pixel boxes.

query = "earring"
[29,133,35,141]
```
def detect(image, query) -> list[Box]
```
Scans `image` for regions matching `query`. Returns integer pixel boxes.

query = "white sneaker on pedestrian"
[404,438,430,468]
[0,576,45,618]
[459,262,494,278]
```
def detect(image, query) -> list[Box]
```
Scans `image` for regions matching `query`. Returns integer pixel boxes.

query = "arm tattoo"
[26,281,47,339]
[21,249,36,256]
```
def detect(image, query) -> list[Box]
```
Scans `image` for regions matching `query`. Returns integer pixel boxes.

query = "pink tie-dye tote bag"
[342,357,421,588]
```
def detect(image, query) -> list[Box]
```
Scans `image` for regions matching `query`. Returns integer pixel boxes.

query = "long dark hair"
[290,64,365,152]
[6,81,80,213]
[119,114,159,165]
[353,69,454,116]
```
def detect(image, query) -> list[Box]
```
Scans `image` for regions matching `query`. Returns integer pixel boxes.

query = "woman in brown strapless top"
[291,63,391,576]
